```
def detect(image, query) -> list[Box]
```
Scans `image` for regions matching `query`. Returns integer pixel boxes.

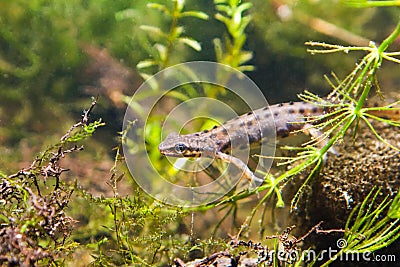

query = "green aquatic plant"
[285,19,400,210]
[85,188,186,265]
[214,0,254,72]
[125,0,208,78]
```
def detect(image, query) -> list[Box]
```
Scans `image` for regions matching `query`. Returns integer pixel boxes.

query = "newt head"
[158,132,216,158]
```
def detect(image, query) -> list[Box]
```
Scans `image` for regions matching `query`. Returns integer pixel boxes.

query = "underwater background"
[1,1,399,266]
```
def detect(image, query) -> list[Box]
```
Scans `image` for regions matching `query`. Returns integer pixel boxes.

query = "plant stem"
[355,19,400,110]
[378,19,400,53]
[162,2,179,69]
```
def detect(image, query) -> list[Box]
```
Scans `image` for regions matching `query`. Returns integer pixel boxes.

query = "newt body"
[158,99,399,183]
[159,101,324,157]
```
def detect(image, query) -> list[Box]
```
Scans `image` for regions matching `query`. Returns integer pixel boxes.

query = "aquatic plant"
[118,0,208,78]
[285,18,400,210]
[214,0,254,71]
[0,98,103,266]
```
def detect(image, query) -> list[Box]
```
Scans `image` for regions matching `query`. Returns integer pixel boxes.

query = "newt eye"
[174,143,188,154]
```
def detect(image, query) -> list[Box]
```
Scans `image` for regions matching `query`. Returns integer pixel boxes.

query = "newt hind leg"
[302,123,338,157]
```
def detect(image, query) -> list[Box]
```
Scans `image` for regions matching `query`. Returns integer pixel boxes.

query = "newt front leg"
[216,151,264,186]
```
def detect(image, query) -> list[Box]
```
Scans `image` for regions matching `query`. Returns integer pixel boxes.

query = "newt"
[158,99,399,184]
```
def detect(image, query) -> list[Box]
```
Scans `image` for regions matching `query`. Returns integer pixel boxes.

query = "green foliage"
[121,0,209,78]
[344,190,400,252]
[214,0,254,71]
[0,98,190,265]
[121,0,213,149]
[85,191,186,265]
[388,192,400,219]
[283,21,400,209]
[70,119,193,265]
[64,119,105,143]
[251,0,399,98]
